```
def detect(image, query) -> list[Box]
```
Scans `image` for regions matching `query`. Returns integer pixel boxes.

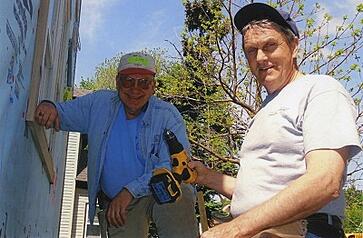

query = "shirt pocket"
[150,134,161,156]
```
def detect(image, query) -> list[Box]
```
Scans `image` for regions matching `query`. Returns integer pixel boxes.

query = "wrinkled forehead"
[242,23,291,47]
[118,72,155,78]
[243,25,282,41]
[242,21,283,37]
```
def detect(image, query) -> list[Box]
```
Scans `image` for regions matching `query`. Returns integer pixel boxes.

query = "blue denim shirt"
[55,90,190,223]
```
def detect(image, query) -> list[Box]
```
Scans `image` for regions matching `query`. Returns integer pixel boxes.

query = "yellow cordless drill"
[149,129,197,204]
[164,129,197,183]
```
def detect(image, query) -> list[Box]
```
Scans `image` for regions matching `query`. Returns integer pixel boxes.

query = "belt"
[97,190,111,210]
[306,213,342,227]
[306,213,345,238]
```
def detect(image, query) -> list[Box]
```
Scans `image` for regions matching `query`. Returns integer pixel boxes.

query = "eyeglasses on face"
[118,75,154,89]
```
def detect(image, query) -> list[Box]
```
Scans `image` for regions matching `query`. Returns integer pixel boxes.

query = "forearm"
[202,170,236,199]
[123,156,175,198]
[233,174,335,235]
[231,149,347,236]
[125,173,152,198]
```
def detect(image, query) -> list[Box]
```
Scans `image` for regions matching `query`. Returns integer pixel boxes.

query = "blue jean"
[98,184,198,238]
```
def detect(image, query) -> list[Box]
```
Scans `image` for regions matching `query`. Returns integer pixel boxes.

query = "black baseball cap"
[234,3,299,38]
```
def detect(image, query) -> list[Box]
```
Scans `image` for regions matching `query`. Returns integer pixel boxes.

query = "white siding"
[72,188,89,238]
[59,132,81,238]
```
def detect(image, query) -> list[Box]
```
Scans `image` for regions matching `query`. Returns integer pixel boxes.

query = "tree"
[79,0,363,231]
[344,185,363,232]
[78,53,121,90]
[177,0,362,168]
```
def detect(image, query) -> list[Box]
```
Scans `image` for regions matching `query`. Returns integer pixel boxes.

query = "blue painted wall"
[0,0,79,237]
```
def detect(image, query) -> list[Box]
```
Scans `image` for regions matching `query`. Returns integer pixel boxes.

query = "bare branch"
[189,138,240,164]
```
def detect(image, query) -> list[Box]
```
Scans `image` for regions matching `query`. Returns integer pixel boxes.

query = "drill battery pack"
[149,168,181,204]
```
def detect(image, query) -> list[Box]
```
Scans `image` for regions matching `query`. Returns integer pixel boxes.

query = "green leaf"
[350,64,360,72]
[324,13,332,21]
[357,3,363,12]
[306,18,315,27]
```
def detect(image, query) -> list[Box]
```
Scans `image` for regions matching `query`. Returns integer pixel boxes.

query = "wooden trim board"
[26,0,55,183]
[27,121,55,183]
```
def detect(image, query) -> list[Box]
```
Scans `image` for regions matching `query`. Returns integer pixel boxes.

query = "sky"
[74,0,185,84]
[74,0,362,84]
[74,0,362,187]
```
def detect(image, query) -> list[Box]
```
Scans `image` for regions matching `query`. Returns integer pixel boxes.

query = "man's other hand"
[34,101,60,131]
[106,188,133,227]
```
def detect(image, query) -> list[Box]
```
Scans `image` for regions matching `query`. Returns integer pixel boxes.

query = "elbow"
[322,176,342,201]
[327,186,341,201]
[306,169,343,203]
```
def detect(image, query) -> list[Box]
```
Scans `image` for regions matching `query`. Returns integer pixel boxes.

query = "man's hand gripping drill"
[149,129,197,204]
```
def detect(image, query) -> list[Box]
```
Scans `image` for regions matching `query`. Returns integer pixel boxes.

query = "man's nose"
[130,80,138,88]
[129,79,142,89]
[256,49,268,62]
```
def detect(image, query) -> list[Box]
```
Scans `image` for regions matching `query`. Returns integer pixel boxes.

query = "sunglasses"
[118,75,154,89]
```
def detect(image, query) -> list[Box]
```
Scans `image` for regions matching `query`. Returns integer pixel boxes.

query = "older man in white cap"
[189,3,361,238]
[34,52,199,238]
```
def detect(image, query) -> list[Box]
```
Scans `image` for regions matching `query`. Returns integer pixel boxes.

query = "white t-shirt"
[230,74,361,219]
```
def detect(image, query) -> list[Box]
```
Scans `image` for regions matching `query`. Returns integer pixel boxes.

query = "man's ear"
[151,80,156,94]
[291,36,299,59]
[115,74,121,90]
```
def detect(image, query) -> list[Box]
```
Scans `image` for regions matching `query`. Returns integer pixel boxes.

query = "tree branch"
[189,138,240,164]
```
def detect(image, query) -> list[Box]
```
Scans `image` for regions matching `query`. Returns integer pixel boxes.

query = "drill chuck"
[163,130,183,154]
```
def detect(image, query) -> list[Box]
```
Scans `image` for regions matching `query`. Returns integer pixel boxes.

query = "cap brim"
[234,3,289,32]
[118,68,156,75]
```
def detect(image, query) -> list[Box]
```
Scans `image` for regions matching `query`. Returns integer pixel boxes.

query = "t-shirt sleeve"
[303,81,361,158]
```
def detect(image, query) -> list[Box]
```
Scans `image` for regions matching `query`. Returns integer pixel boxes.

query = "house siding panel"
[59,132,81,238]
[72,189,88,238]
[0,0,81,237]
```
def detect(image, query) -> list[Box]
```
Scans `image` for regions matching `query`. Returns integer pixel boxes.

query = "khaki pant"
[252,220,308,238]
[98,184,199,238]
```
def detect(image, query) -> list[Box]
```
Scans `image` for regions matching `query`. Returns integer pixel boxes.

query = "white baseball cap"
[117,52,156,75]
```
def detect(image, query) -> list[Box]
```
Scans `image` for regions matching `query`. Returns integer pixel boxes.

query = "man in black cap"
[189,3,361,238]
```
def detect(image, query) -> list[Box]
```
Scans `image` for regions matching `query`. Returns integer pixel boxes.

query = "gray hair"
[241,19,297,46]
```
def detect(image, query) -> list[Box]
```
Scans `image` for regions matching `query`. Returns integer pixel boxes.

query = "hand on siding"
[34,101,60,131]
